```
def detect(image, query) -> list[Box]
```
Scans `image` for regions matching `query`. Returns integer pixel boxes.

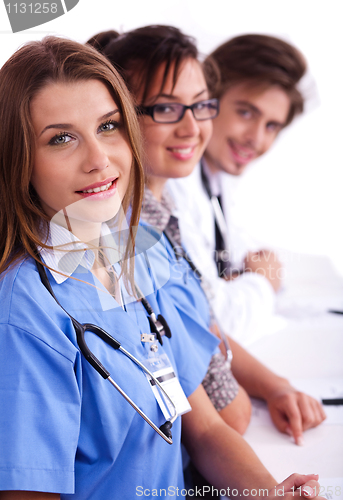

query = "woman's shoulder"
[137,219,163,240]
[136,220,173,262]
[0,256,78,360]
[0,256,36,314]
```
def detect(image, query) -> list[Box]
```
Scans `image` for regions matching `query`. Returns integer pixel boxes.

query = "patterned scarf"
[140,186,182,247]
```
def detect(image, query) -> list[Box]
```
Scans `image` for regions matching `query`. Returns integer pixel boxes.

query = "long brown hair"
[204,34,307,126]
[0,36,144,284]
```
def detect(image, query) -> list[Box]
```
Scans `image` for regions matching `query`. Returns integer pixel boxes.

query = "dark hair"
[0,36,144,282]
[204,34,307,126]
[87,25,199,105]
[87,30,119,53]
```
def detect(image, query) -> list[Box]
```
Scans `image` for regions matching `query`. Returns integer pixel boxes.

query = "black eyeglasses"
[137,98,219,124]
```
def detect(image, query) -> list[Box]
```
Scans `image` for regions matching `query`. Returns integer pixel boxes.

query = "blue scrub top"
[0,253,217,498]
[137,222,219,369]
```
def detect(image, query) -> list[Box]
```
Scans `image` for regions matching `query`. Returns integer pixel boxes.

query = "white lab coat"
[167,162,278,346]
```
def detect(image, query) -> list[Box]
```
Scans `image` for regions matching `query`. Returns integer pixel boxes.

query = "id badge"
[142,351,191,420]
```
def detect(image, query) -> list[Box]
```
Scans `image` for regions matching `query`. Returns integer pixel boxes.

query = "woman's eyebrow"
[39,109,120,137]
[193,89,208,99]
[39,123,72,137]
[100,109,120,120]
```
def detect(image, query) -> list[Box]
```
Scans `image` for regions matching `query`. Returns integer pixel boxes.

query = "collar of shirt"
[201,157,222,197]
[140,186,176,232]
[40,222,123,284]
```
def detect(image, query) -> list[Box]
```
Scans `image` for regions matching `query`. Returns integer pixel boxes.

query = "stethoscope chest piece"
[147,313,172,345]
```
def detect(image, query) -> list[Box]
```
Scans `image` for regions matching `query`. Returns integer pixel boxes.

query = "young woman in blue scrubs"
[0,36,323,500]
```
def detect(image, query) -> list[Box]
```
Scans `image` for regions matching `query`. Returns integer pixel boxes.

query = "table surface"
[243,252,343,492]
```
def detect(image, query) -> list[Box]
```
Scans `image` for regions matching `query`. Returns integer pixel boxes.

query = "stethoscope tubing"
[110,343,178,440]
[200,160,228,246]
[76,320,178,443]
[35,257,177,444]
[75,320,178,445]
[107,374,174,444]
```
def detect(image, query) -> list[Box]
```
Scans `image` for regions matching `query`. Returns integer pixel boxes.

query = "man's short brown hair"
[204,34,307,126]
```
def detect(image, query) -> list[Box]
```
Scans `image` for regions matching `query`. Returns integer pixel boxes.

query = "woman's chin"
[171,162,199,179]
[53,198,124,229]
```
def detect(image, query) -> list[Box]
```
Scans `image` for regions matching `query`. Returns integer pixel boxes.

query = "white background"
[1,0,342,276]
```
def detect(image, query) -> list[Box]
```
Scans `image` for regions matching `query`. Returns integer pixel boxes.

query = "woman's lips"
[167,145,196,160]
[77,178,118,199]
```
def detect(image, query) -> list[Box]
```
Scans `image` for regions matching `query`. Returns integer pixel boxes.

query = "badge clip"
[141,333,155,343]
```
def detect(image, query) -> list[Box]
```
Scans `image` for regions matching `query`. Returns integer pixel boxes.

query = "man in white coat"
[168,34,307,345]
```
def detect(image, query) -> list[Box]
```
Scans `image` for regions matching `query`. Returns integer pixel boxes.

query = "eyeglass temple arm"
[135,105,153,118]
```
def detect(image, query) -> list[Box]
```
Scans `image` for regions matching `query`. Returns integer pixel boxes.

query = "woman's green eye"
[100,123,113,131]
[57,135,70,143]
[99,120,120,132]
[49,133,72,145]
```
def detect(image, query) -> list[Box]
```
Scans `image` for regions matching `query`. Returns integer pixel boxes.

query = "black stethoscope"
[200,161,229,257]
[200,161,243,279]
[35,257,178,444]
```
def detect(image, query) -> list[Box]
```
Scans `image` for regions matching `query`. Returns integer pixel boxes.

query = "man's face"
[204,82,291,175]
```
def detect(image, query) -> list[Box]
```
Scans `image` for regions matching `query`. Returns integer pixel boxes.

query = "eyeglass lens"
[153,100,218,123]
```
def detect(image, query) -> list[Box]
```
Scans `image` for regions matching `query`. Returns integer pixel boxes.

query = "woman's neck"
[146,175,167,202]
[202,151,221,175]
[52,209,102,260]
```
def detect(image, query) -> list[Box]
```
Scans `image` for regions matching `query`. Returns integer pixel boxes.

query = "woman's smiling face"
[30,79,133,225]
[137,58,213,198]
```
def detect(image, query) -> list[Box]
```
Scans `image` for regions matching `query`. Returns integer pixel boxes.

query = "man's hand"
[266,386,327,445]
[244,250,282,292]
[228,337,326,445]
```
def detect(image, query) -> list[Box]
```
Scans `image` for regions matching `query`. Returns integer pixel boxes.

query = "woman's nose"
[83,138,109,172]
[175,108,200,137]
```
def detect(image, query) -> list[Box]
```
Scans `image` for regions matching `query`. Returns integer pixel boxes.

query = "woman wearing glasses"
[89,27,253,437]
[89,25,325,497]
